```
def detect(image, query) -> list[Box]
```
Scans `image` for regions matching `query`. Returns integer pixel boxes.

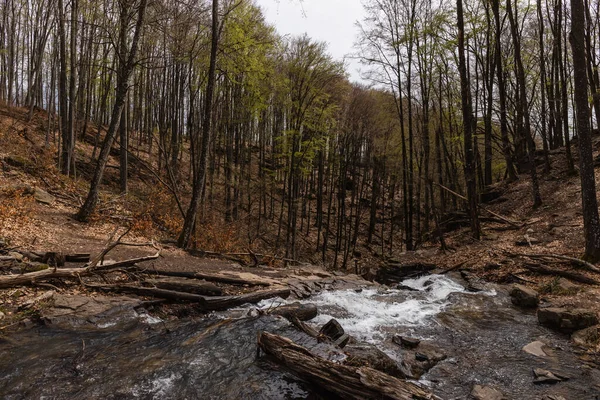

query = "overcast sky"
[255,0,366,83]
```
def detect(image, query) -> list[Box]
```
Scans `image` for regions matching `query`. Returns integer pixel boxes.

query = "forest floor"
[0,103,599,349]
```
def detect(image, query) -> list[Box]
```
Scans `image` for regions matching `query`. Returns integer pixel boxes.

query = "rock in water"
[522,341,548,357]
[319,318,345,341]
[538,307,599,332]
[392,335,421,348]
[470,384,506,400]
[343,343,409,378]
[510,284,539,308]
[532,367,570,384]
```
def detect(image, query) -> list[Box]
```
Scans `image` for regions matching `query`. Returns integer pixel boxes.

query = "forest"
[2,0,600,397]
[0,0,599,268]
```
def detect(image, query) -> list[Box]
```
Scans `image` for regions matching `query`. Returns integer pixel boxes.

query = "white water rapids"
[253,274,490,342]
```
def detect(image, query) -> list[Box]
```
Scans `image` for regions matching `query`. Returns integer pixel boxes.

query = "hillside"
[1,102,600,321]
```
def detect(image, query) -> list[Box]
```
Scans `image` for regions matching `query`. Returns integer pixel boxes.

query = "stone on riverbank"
[510,284,539,308]
[538,307,598,333]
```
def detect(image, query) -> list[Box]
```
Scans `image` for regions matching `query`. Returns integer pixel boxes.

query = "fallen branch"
[257,332,438,400]
[506,252,600,273]
[521,263,599,285]
[0,251,160,289]
[91,285,290,311]
[138,268,276,286]
[434,182,521,227]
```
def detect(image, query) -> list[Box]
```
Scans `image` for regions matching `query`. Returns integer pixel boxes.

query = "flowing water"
[1,275,599,399]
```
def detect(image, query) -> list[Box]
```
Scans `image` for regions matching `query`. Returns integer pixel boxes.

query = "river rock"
[400,341,447,379]
[510,284,539,308]
[470,384,505,400]
[522,340,548,357]
[392,335,421,348]
[41,294,142,330]
[538,307,599,332]
[571,325,600,348]
[554,278,580,294]
[532,367,569,384]
[461,270,486,292]
[375,262,436,284]
[271,302,318,321]
[319,318,345,341]
[343,343,409,378]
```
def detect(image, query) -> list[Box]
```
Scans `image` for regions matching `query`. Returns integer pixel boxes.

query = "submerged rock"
[470,384,506,400]
[510,284,539,308]
[392,335,421,349]
[532,367,570,384]
[400,341,447,379]
[522,340,548,357]
[41,294,142,330]
[538,307,599,333]
[343,343,409,378]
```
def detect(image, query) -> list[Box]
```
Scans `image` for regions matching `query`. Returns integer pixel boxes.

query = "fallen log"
[257,332,438,400]
[203,287,290,311]
[144,277,222,296]
[269,302,318,321]
[90,285,290,311]
[138,268,276,286]
[522,263,599,285]
[0,252,160,289]
[89,284,210,304]
[506,251,600,273]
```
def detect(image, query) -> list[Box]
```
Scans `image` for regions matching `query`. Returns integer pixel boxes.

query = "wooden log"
[257,332,438,400]
[90,284,210,304]
[203,288,290,311]
[0,252,160,289]
[138,268,276,286]
[90,286,290,311]
[144,277,222,296]
[522,263,599,285]
[269,302,318,321]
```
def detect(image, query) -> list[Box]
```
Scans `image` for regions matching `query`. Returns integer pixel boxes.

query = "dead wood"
[269,302,318,321]
[144,277,222,296]
[257,332,438,400]
[506,252,600,273]
[202,287,290,311]
[433,182,521,227]
[521,263,600,285]
[89,285,289,311]
[0,251,160,289]
[138,268,275,286]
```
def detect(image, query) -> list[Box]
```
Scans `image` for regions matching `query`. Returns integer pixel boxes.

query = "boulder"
[538,307,599,333]
[375,262,437,284]
[510,284,539,308]
[400,341,447,379]
[392,335,421,349]
[319,318,345,341]
[470,384,505,400]
[33,188,55,204]
[554,278,580,295]
[522,340,548,357]
[571,325,600,348]
[532,367,569,384]
[41,294,142,330]
[343,343,409,378]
